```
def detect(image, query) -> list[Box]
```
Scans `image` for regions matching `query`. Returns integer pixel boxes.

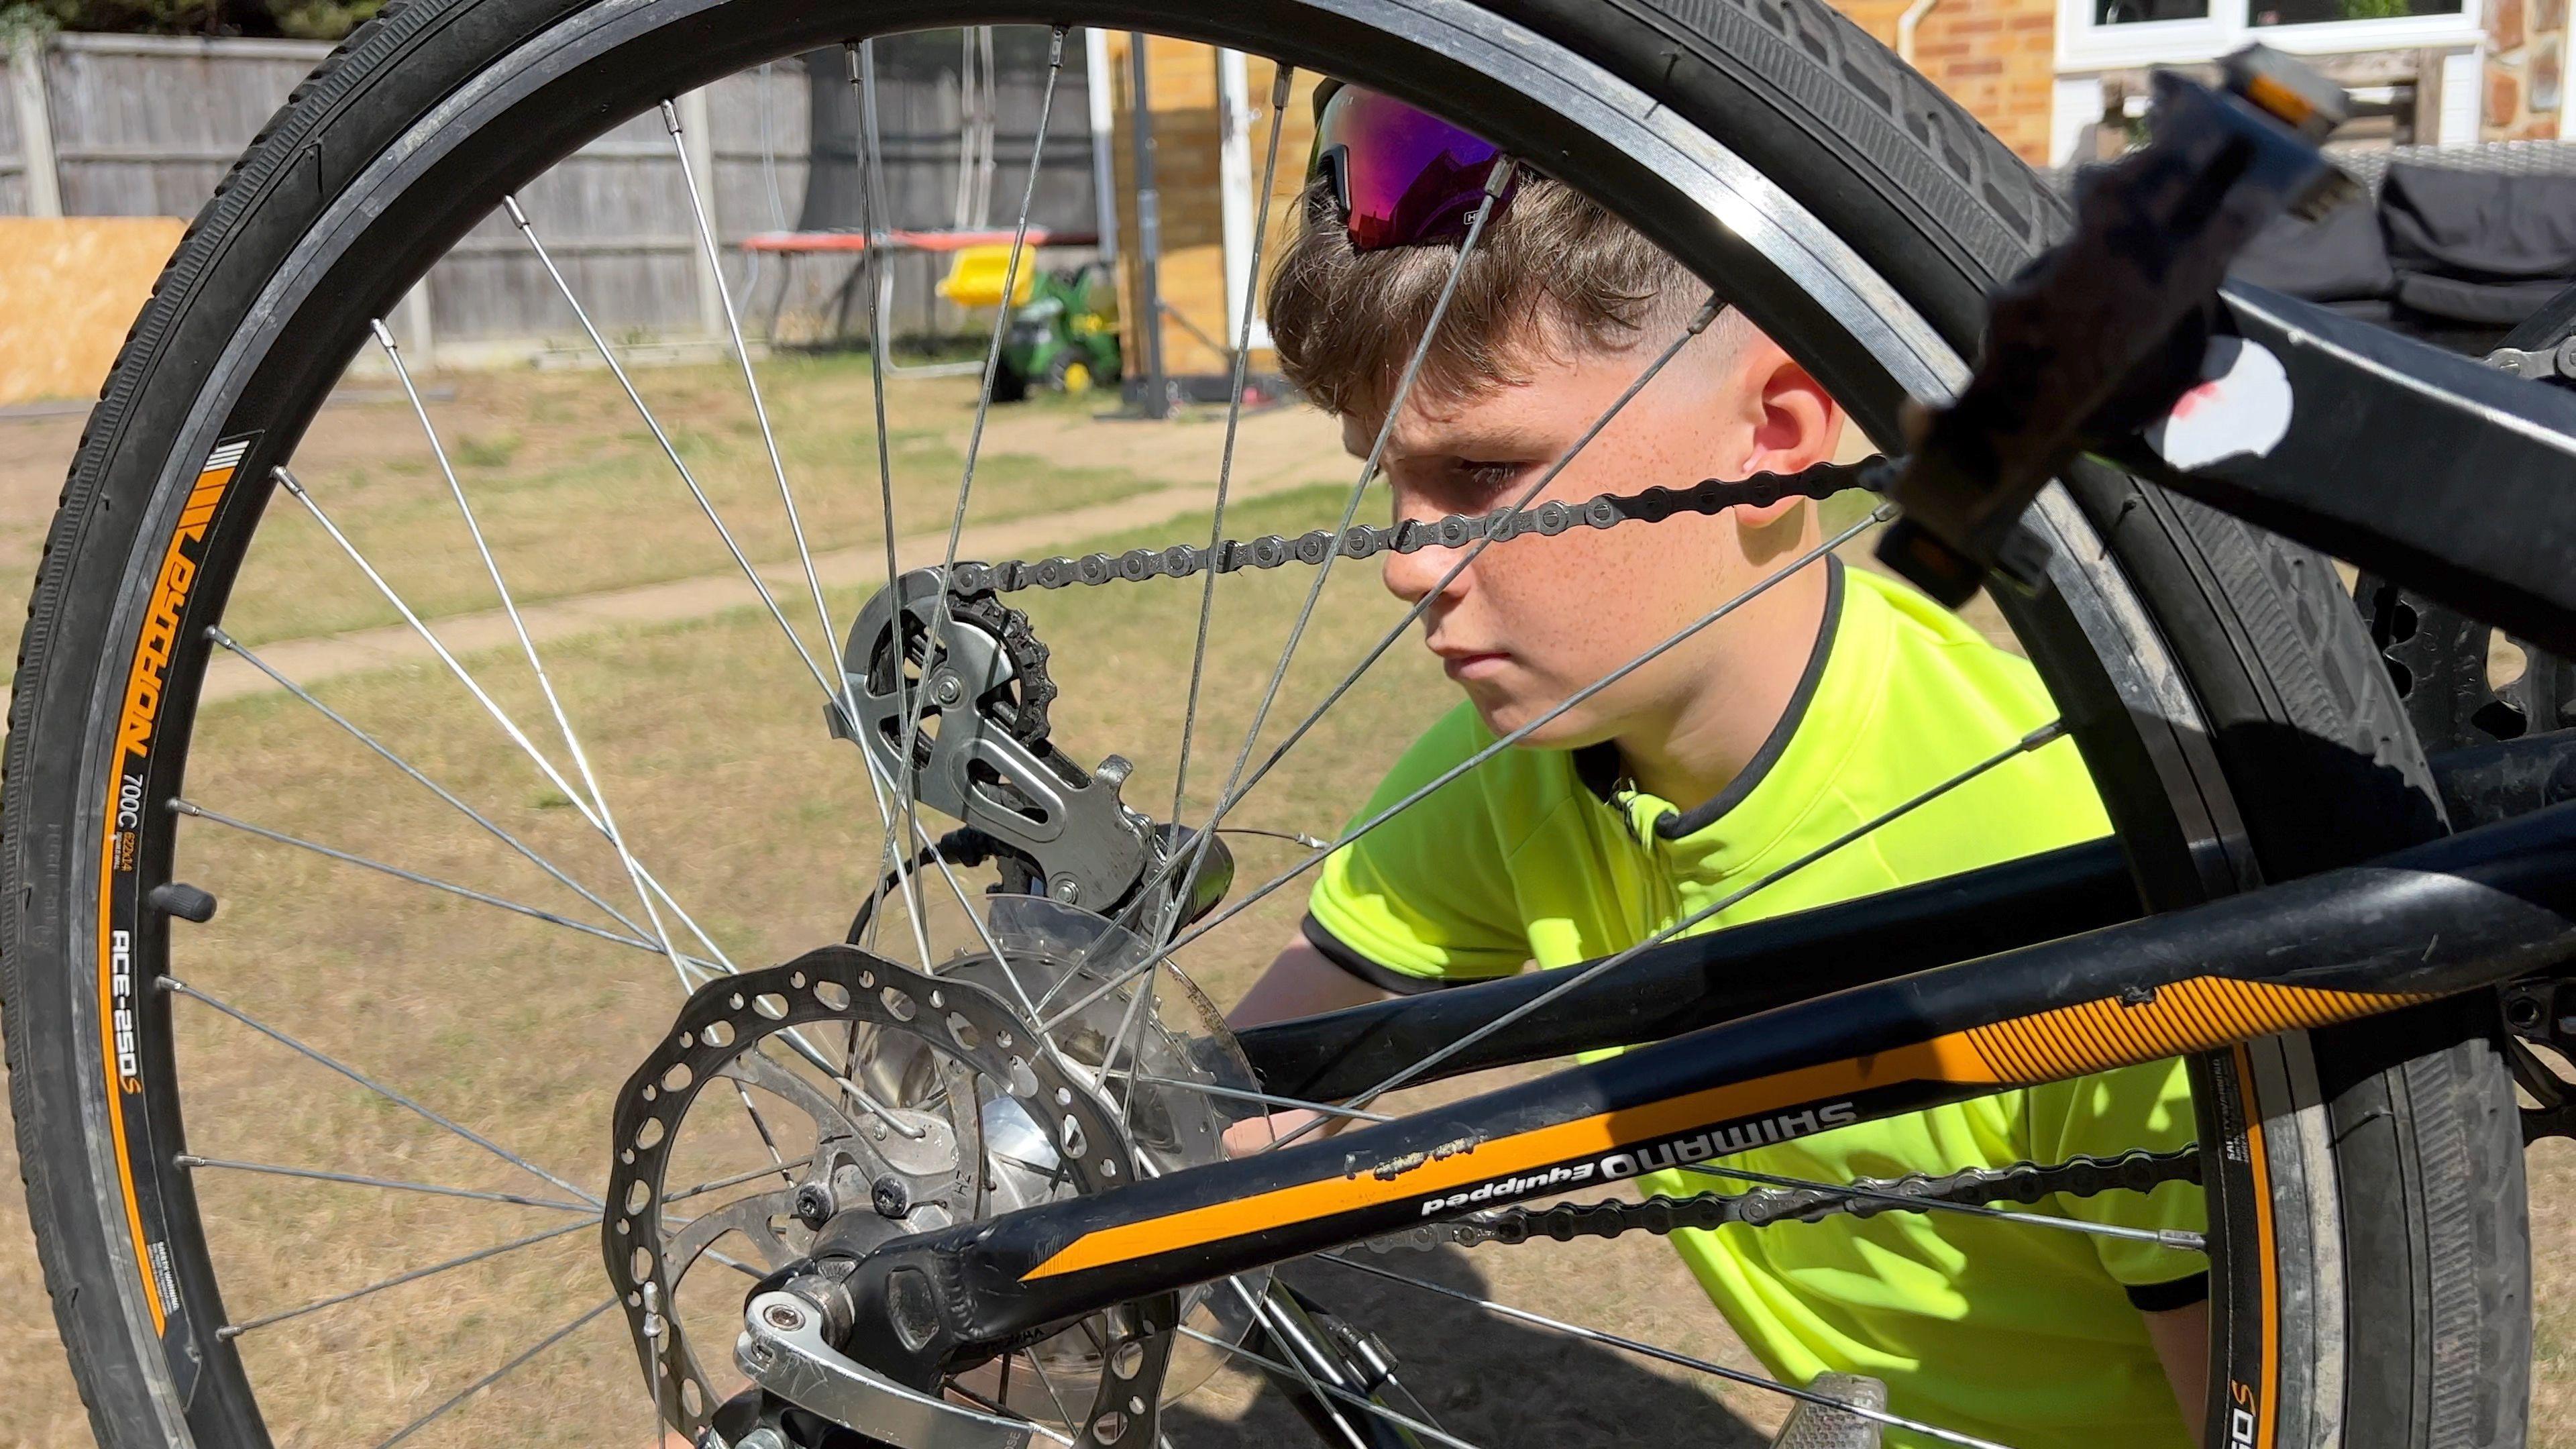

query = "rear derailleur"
[607,567,1263,1449]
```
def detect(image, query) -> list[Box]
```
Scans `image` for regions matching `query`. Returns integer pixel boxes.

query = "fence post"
[397,276,436,372]
[7,32,62,217]
[678,85,726,339]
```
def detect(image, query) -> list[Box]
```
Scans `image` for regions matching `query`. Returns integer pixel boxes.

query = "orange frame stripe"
[1027,978,2420,1281]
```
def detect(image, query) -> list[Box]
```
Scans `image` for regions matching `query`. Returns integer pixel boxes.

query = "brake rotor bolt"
[872,1175,912,1218]
[762,1302,806,1332]
[790,1182,835,1227]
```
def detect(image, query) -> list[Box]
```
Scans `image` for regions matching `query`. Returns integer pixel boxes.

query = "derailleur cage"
[830,568,1227,927]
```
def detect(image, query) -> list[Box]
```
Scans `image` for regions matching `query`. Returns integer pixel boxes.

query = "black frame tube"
[831,800,2576,1377]
[2116,283,2576,660]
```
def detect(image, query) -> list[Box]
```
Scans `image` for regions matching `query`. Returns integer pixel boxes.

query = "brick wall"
[2486,0,2568,138]
[1839,0,2067,161]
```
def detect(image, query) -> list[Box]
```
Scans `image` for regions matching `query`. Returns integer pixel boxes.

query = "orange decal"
[99,439,246,1334]
[1024,976,2418,1282]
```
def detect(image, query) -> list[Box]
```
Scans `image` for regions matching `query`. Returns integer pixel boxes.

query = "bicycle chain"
[943,460,1886,598]
[1360,1148,2201,1253]
[922,458,2182,1260]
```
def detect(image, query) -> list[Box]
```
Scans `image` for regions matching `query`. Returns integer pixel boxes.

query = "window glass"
[2251,0,2459,21]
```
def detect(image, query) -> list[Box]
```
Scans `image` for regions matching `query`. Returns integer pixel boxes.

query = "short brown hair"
[1266,176,1700,419]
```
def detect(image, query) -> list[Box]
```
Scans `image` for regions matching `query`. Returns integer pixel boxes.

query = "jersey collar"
[1574,555,1848,852]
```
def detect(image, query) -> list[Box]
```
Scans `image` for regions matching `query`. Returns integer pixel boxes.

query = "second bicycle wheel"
[2,6,2527,1449]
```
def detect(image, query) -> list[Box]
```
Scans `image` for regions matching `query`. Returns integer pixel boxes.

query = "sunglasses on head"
[1309,79,1519,252]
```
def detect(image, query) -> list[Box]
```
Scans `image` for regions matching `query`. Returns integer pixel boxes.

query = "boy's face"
[1346,319,1845,749]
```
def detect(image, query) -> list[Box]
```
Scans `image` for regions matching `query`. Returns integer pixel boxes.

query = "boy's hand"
[1220,932,1394,1159]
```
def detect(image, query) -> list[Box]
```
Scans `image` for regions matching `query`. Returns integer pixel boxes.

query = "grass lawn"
[0,353,2567,1448]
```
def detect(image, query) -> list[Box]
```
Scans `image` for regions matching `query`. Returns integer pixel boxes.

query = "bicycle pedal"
[1768,1373,1886,1449]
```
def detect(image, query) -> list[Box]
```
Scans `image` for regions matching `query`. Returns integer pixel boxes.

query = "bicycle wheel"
[0,6,2526,1449]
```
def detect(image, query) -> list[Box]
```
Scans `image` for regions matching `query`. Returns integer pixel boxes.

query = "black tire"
[0,3,2525,1448]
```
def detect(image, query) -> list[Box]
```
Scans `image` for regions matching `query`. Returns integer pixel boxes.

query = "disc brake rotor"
[606,898,1265,1444]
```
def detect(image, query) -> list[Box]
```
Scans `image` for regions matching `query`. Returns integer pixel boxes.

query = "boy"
[1227,83,2208,1449]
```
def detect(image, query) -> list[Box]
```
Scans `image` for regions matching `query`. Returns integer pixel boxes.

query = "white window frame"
[2058,0,2484,72]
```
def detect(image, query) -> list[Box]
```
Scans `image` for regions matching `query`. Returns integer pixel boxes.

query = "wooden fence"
[0,28,1104,362]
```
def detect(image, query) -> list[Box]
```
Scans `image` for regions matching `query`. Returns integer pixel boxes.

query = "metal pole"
[1126,32,1169,419]
[1083,28,1120,264]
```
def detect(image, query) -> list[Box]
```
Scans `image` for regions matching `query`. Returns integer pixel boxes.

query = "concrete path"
[0,465,1334,721]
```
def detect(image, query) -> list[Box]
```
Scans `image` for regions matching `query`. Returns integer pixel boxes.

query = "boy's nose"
[1381,525,1472,606]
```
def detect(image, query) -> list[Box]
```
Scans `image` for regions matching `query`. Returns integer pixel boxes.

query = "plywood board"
[0,216,184,406]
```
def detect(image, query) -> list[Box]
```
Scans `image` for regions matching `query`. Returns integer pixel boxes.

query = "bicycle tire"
[0,3,2524,1448]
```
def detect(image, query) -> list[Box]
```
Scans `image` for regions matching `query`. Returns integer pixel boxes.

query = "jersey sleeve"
[1304,704,1531,987]
[2024,1057,2211,1297]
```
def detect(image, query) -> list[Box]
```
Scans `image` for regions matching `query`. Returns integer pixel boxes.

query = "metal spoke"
[1149,156,1518,954]
[375,1295,616,1448]
[1175,1323,1482,1449]
[175,1155,592,1215]
[163,977,597,1206]
[1233,1275,1373,1449]
[1096,1068,1394,1126]
[270,466,734,975]
[1040,507,1888,1034]
[168,798,702,966]
[1682,1160,2206,1252]
[1170,64,1295,826]
[1273,716,2067,1147]
[369,320,695,998]
[848,37,938,973]
[502,195,841,702]
[669,1155,815,1203]
[220,1216,596,1340]
[1316,1254,2014,1449]
[205,626,649,944]
[885,28,1067,847]
[664,98,854,722]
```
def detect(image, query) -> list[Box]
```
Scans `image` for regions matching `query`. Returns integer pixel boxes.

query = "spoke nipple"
[660,98,682,133]
[502,194,529,229]
[148,881,218,924]
[368,318,397,351]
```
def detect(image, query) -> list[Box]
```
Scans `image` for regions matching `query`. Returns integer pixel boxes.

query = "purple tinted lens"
[1317,87,1503,251]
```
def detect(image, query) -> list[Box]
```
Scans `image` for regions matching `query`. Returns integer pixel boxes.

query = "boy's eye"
[1454,460,1530,495]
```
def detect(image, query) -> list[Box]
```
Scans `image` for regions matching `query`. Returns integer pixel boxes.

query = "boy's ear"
[1733,338,1845,527]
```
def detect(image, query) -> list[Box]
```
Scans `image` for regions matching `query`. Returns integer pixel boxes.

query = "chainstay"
[946,459,1888,596]
[1361,1148,2200,1252]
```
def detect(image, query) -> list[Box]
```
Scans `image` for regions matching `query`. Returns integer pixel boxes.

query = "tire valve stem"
[147,881,218,924]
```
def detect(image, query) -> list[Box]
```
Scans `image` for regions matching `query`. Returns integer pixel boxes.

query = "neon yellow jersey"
[1305,561,2206,1449]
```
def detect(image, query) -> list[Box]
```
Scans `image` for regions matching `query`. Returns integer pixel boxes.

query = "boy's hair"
[1267,176,1703,419]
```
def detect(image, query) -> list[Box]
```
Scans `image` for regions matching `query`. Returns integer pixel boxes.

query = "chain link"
[1360,1148,2201,1254]
[945,460,1886,598]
